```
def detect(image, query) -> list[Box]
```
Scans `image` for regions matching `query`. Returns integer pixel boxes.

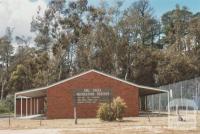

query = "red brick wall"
[47,71,139,119]
[16,97,45,116]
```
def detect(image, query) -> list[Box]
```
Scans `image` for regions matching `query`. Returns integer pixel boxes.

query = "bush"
[0,95,14,114]
[97,103,114,121]
[112,97,127,120]
[0,100,9,113]
[97,97,127,121]
[5,94,14,111]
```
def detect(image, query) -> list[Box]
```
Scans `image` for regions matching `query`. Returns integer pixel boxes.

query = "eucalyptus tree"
[75,1,120,74]
[115,0,160,86]
[189,15,200,48]
[0,28,14,100]
[31,0,92,82]
[161,5,193,52]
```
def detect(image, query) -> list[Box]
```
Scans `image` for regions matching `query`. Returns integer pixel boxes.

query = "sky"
[88,0,200,18]
[0,0,200,40]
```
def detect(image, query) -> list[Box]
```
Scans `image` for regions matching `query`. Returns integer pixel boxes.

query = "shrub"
[97,103,115,121]
[0,100,9,113]
[5,94,14,111]
[112,97,127,121]
[97,97,127,121]
[0,95,14,114]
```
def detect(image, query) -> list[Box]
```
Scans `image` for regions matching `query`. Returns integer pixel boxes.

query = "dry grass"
[0,113,199,134]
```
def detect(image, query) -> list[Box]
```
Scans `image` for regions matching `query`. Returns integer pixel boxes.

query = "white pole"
[34,98,36,115]
[30,98,32,115]
[34,98,35,115]
[145,96,147,111]
[168,91,170,115]
[21,97,22,117]
[14,94,16,118]
[37,98,39,114]
[196,82,198,105]
[186,103,188,121]
[159,94,161,114]
[151,95,154,112]
[167,91,170,127]
[26,98,27,117]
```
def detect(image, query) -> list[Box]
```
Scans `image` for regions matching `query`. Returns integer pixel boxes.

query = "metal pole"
[145,96,147,111]
[151,95,154,112]
[168,91,170,115]
[167,91,170,127]
[159,94,161,114]
[196,82,198,105]
[186,103,188,121]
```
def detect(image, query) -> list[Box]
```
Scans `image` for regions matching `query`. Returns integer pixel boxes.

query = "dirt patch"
[0,114,199,134]
[0,129,61,134]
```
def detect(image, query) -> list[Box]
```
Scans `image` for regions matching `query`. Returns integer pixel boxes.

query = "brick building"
[15,70,167,119]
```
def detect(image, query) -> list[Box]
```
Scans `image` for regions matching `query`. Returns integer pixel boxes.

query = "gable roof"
[15,69,167,97]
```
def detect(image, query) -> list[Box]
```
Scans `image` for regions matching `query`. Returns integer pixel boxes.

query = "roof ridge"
[16,69,167,95]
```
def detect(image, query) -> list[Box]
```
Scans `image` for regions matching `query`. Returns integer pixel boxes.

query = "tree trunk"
[125,47,131,81]
[114,53,120,76]
[125,71,128,81]
[58,65,62,81]
[1,79,5,100]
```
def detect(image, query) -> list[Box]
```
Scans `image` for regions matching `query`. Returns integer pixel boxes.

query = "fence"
[147,77,200,112]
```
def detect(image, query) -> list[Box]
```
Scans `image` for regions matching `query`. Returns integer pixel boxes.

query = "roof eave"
[15,69,167,96]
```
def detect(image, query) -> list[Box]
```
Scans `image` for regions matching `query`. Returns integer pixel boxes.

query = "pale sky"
[0,0,200,40]
[0,0,46,37]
